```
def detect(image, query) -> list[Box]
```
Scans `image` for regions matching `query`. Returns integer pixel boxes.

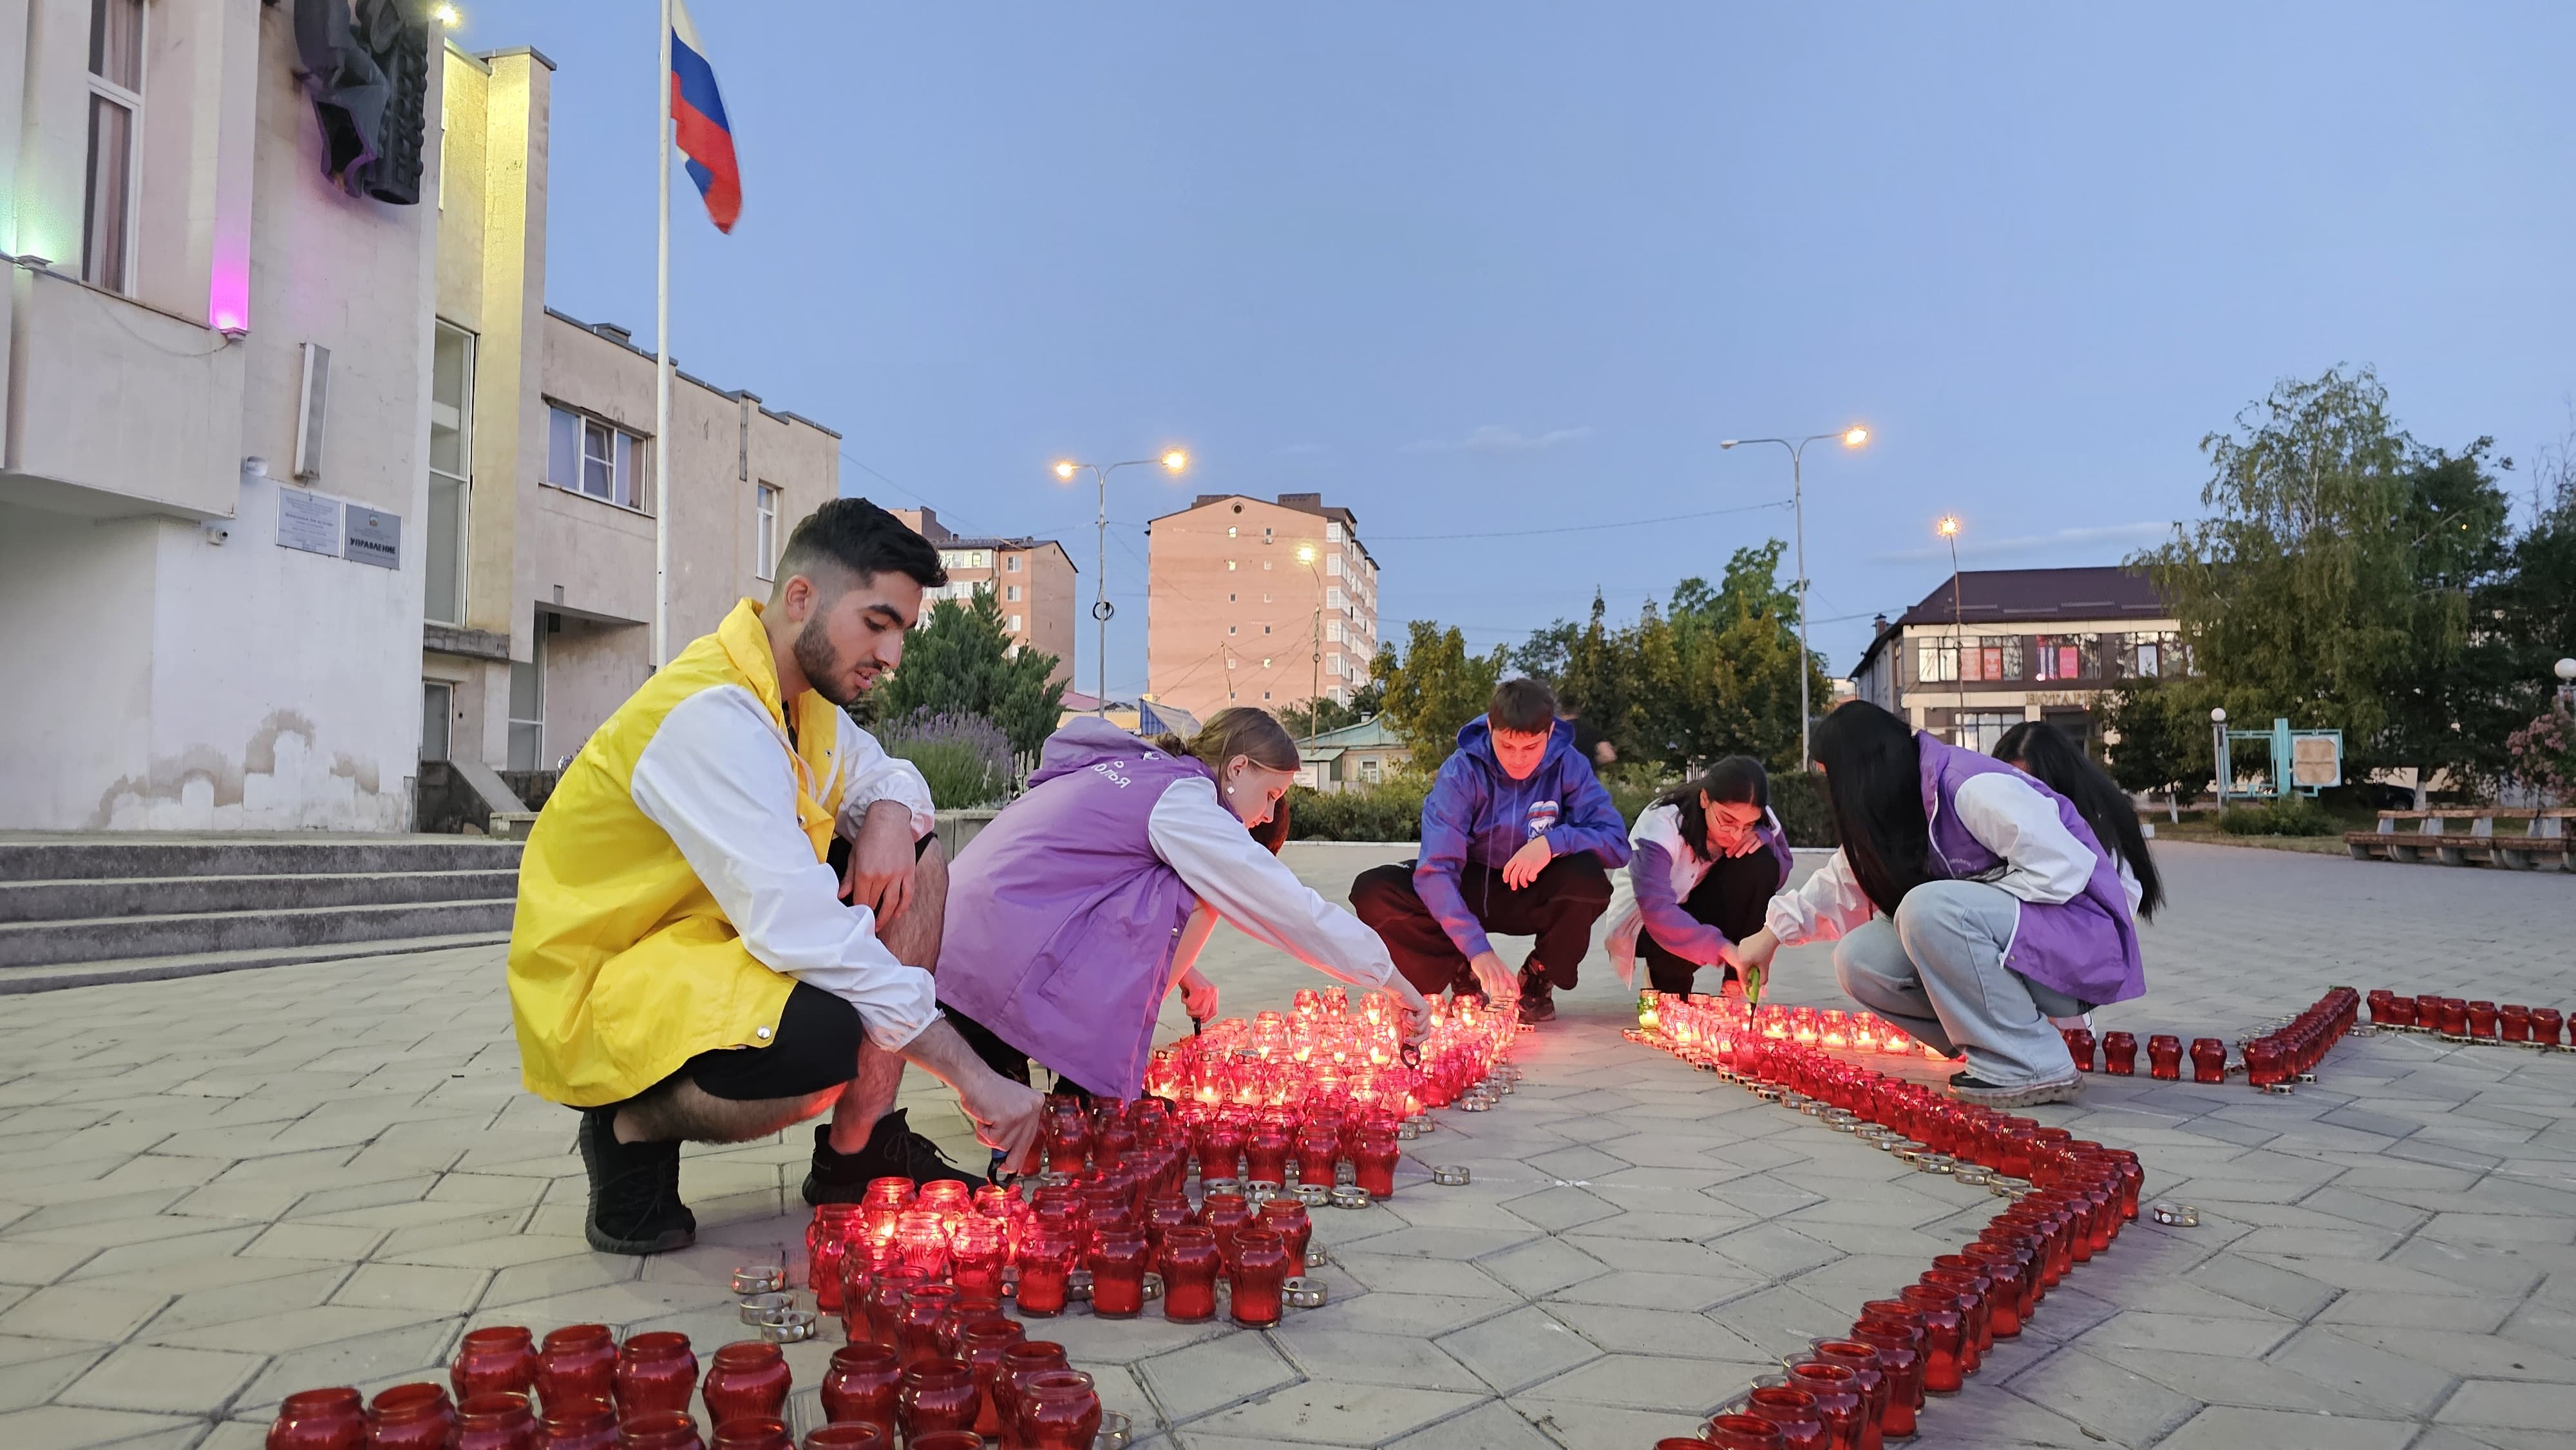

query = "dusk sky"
[457,3,2576,698]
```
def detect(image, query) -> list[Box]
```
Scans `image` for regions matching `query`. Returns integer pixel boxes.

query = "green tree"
[1375,621,1504,767]
[871,586,1068,763]
[1278,679,1384,741]
[2137,366,2502,791]
[2378,443,2519,791]
[2099,678,2206,818]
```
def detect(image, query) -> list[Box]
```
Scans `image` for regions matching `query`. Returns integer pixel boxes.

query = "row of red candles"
[262,1321,1108,1449]
[1142,988,1517,1113]
[2057,986,2362,1088]
[1629,1012,2146,1449]
[2367,989,2575,1044]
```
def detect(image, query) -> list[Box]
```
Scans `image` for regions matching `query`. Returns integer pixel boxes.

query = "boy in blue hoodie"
[1350,679,1632,1024]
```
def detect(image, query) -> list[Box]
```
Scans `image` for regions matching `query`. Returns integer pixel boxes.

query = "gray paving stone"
[1183,1379,1484,1445]
[1435,1306,1598,1395]
[1139,1330,1301,1422]
[2154,1405,2420,1449]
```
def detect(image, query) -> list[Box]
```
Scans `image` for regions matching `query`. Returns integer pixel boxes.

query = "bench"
[2345,808,2575,871]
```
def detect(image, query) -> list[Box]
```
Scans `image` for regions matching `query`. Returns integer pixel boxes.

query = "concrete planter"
[934,808,1003,858]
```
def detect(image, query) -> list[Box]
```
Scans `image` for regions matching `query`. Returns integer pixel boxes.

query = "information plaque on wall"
[276,488,342,556]
[344,505,401,569]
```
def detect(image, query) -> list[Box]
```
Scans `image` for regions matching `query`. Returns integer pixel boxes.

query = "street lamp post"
[1719,426,1869,768]
[1937,514,1964,744]
[1296,544,1325,744]
[1054,449,1188,720]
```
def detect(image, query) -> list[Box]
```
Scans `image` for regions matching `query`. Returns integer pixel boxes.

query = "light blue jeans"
[1832,879,2085,1088]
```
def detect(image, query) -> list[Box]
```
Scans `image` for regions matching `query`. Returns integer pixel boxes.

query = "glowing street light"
[1053,447,1193,718]
[431,3,461,26]
[1717,424,1873,767]
[1939,514,1966,737]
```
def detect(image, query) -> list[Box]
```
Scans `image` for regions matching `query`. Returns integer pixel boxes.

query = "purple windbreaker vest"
[934,719,1213,1098]
[1917,733,2146,1007]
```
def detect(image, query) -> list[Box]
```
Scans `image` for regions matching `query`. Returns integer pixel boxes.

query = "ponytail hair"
[1154,706,1301,854]
[1993,720,2163,920]
[1650,755,1770,863]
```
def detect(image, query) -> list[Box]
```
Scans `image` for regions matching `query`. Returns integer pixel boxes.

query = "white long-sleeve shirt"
[630,684,940,1051]
[1144,777,1402,993]
[1765,771,2107,948]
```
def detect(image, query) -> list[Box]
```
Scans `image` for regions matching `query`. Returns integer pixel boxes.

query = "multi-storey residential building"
[426,41,839,782]
[1848,565,2190,752]
[1145,492,1380,723]
[888,507,1077,684]
[1,0,446,830]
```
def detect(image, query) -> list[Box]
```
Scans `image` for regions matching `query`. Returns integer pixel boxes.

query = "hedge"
[1285,765,1841,849]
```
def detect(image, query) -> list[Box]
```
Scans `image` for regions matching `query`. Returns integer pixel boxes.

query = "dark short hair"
[1488,677,1558,735]
[776,498,946,593]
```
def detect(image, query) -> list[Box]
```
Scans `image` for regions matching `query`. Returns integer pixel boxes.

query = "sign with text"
[276,488,341,556]
[344,504,401,569]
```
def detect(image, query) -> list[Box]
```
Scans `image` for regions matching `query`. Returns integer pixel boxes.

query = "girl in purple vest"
[934,708,1430,1105]
[1725,701,2145,1109]
[1605,757,1795,997]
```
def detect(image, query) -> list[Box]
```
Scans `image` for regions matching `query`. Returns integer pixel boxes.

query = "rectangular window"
[1917,637,1958,684]
[1227,526,1238,538]
[1327,522,1345,541]
[426,323,474,626]
[421,682,453,763]
[507,624,547,771]
[547,407,647,510]
[1008,614,1023,632]
[1951,711,2022,754]
[1957,636,2022,683]
[82,0,144,293]
[1359,757,1381,784]
[756,483,781,579]
[1007,554,1021,571]
[1005,584,1020,601]
[2034,636,2078,681]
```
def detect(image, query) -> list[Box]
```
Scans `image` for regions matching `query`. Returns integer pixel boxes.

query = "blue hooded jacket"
[1414,716,1633,961]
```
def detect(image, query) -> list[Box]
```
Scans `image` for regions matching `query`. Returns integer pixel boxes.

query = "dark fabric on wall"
[292,0,428,204]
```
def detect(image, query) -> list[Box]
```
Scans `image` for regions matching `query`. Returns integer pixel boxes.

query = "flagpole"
[652,0,674,670]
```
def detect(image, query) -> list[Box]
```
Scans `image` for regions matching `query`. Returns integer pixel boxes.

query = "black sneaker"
[1517,968,1557,1024]
[1947,1070,2082,1109]
[801,1109,981,1205]
[577,1107,694,1256]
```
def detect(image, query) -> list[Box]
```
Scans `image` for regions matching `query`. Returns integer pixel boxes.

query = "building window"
[1917,637,1958,684]
[1228,625,1236,635]
[1262,560,1273,571]
[2034,634,2100,682]
[1227,560,1237,571]
[1262,657,1272,668]
[421,682,453,763]
[1326,555,1343,576]
[82,0,145,293]
[1327,522,1345,541]
[548,407,645,509]
[1264,527,1273,543]
[507,624,547,771]
[1008,614,1023,632]
[426,323,474,626]
[1359,757,1381,784]
[1960,636,2022,683]
[1951,711,2023,753]
[1227,526,1238,537]
[1006,554,1021,571]
[1005,584,1020,601]
[2119,630,2184,678]
[1325,619,1343,642]
[756,483,781,579]
[1262,624,1271,634]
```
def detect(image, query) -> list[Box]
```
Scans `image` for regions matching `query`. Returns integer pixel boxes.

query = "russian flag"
[670,0,741,232]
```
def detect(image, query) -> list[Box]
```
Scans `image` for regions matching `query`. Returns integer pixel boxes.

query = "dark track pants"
[1636,849,1782,996]
[1350,854,1613,998]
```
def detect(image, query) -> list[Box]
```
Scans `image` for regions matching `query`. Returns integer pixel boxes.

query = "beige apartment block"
[889,507,1077,684]
[1146,492,1380,724]
[1848,565,2189,752]
[0,0,444,829]
[429,41,838,779]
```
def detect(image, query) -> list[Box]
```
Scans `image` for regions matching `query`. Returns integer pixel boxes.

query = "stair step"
[0,898,516,969]
[0,869,522,924]
[0,836,522,883]
[0,931,512,995]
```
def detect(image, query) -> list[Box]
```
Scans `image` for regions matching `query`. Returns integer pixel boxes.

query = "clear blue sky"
[459,3,2576,695]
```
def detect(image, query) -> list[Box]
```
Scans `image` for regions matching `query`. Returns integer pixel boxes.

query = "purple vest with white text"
[1917,733,2146,1007]
[934,719,1213,1097]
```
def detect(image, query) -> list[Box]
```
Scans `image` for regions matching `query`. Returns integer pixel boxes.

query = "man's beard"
[792,612,862,708]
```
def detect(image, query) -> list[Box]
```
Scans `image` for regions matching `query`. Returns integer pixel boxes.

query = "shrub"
[1287,773,1432,842]
[2215,793,2333,836]
[877,710,1012,809]
[1766,769,1840,849]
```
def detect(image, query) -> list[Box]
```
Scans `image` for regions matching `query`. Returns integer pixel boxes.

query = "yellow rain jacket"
[507,598,933,1106]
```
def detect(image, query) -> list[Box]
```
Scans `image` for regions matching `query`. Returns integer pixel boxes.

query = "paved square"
[0,841,2570,1448]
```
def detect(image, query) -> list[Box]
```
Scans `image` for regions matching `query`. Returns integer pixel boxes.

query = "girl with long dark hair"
[1605,757,1793,996]
[1725,701,2146,1109]
[1992,721,2162,920]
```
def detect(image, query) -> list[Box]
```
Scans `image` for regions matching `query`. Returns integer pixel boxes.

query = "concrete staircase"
[0,835,522,993]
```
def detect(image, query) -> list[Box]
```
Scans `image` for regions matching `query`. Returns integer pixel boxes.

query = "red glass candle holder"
[1016,1369,1103,1450]
[898,1360,980,1442]
[2499,1004,2531,1043]
[818,1342,902,1439]
[1258,1199,1314,1277]
[615,1410,704,1450]
[267,1387,366,1450]
[708,1418,791,1450]
[896,1285,961,1371]
[1700,1413,1787,1449]
[1159,1225,1222,1323]
[2189,1037,2226,1084]
[800,1426,886,1450]
[1920,1268,1992,1369]
[1846,1326,1922,1438]
[536,1397,617,1450]
[457,1392,540,1450]
[701,1342,790,1427]
[1244,1129,1291,1186]
[454,1326,540,1403]
[1806,1341,1888,1450]
[1016,1229,1075,1316]
[2063,1028,2096,1072]
[808,1203,861,1312]
[1351,1131,1400,1198]
[1087,1232,1151,1319]
[366,1384,460,1450]
[2244,1039,2285,1088]
[2099,1031,2137,1076]
[1785,1362,1864,1449]
[611,1333,698,1417]
[1227,1227,1291,1327]
[995,1342,1070,1450]
[535,1325,616,1415]
[2532,1007,2565,1047]
[1744,1386,1828,1450]
[2144,1033,2181,1080]
[909,1435,983,1450]
[2467,1001,2499,1038]
[949,1215,1007,1299]
[1897,1285,1965,1394]
[1199,1194,1255,1265]
[958,1319,1025,1438]
[2439,998,2470,1035]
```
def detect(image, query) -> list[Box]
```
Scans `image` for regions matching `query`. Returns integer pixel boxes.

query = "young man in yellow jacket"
[509,500,1043,1254]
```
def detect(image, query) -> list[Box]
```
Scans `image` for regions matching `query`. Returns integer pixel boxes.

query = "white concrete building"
[1,0,443,831]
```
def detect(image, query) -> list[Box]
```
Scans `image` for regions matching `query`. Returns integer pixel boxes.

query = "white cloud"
[1400,424,1595,456]
[1870,520,2175,564]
